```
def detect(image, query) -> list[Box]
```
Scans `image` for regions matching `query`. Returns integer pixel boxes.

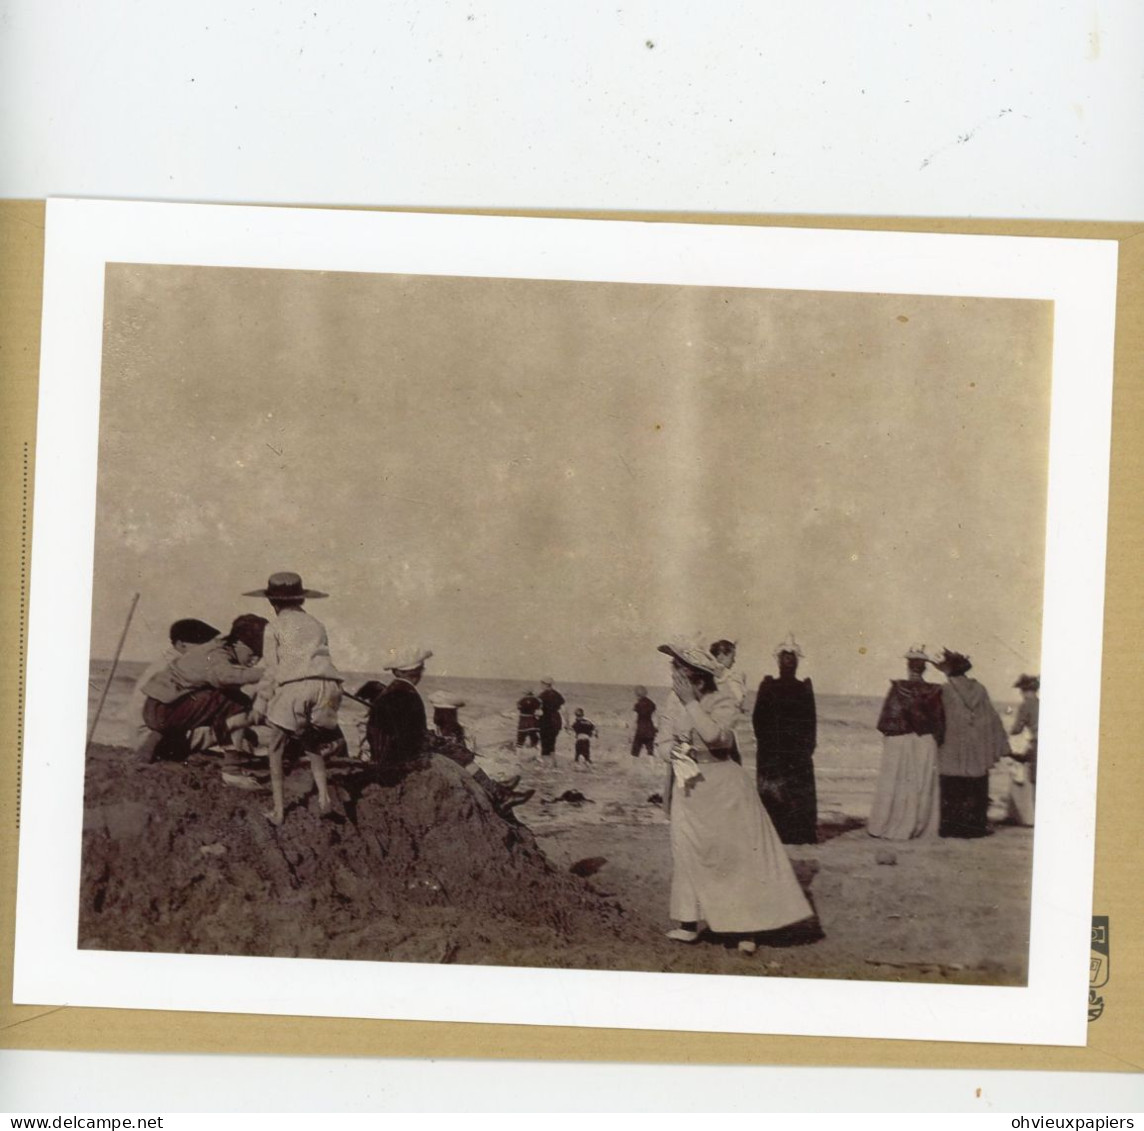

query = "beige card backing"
[1,201,1141,1071]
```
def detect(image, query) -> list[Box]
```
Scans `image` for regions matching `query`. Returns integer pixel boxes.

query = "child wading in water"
[570,708,598,766]
[245,572,345,826]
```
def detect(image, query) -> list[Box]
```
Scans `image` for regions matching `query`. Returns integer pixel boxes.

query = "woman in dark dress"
[752,635,818,844]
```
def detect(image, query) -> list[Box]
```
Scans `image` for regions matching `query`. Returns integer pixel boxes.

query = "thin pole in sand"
[86,591,140,749]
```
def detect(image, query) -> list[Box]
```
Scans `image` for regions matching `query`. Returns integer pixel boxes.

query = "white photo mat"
[13,199,1118,1044]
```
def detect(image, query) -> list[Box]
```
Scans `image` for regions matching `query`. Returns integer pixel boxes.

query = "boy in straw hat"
[244,572,345,826]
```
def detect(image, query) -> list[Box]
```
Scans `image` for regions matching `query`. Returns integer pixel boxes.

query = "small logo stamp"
[1089,915,1109,1022]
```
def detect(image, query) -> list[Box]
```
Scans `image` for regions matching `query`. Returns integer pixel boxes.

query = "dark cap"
[227,614,269,656]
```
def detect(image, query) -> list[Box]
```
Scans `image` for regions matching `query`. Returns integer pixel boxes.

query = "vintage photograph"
[78,258,1050,986]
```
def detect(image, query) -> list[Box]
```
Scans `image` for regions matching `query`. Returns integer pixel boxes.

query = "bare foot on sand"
[263,809,285,827]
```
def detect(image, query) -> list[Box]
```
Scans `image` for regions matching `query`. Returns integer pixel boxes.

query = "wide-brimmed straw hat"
[428,690,465,709]
[657,638,722,676]
[383,645,433,672]
[903,645,931,661]
[243,571,328,600]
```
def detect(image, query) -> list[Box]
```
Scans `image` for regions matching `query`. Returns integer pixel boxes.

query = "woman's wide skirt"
[669,760,813,932]
[867,733,940,840]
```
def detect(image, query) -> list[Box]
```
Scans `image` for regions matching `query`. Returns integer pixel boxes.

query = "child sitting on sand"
[570,708,598,765]
[429,690,467,743]
[244,572,346,826]
[137,615,268,785]
[131,618,221,759]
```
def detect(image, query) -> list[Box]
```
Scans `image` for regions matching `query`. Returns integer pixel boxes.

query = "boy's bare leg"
[264,726,288,826]
[223,712,254,769]
[226,712,254,752]
[135,729,164,765]
[308,753,332,814]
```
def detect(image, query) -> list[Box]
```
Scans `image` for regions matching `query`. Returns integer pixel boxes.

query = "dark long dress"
[752,675,818,844]
[538,687,565,756]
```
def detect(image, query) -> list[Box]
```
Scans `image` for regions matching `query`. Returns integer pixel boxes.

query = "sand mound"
[80,745,631,965]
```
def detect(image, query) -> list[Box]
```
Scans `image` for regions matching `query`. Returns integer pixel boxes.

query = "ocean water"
[86,660,1019,818]
[89,660,885,760]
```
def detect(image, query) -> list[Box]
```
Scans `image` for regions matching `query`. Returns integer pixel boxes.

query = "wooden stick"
[87,591,140,748]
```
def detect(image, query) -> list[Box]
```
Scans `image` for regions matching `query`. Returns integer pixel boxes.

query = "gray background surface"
[3,0,1143,1113]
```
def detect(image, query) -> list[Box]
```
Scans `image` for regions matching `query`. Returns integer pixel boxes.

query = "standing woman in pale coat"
[656,640,816,955]
[933,649,1010,838]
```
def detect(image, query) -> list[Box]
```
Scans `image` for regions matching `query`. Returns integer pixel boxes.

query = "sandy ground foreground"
[80,669,1033,986]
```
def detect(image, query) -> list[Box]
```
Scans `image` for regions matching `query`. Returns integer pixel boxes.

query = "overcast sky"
[91,264,1052,697]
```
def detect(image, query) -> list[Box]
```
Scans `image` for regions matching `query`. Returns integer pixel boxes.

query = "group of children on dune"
[131,570,543,825]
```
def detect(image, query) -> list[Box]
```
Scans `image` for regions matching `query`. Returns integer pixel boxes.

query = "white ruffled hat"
[773,631,804,658]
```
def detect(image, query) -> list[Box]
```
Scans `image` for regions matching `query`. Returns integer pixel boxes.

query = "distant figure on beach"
[1007,673,1039,826]
[538,678,565,757]
[366,647,532,817]
[868,647,944,840]
[244,572,346,826]
[752,634,818,845]
[570,708,597,764]
[429,690,467,743]
[656,640,816,955]
[710,639,746,765]
[137,615,268,785]
[933,649,1010,838]
[515,690,542,748]
[630,686,657,758]
[131,618,221,758]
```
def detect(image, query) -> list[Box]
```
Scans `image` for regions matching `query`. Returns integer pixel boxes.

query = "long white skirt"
[867,733,940,840]
[669,760,813,932]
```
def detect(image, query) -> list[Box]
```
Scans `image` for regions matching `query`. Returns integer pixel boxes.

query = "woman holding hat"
[868,647,945,840]
[656,640,815,954]
[932,649,1010,838]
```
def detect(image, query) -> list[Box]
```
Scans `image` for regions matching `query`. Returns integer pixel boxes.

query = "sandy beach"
[79,662,1033,985]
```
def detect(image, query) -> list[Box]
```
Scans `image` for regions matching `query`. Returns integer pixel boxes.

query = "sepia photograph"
[14,201,1116,1042]
[82,262,1050,982]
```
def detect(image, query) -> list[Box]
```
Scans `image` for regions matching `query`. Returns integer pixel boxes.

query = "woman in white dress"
[656,640,816,954]
[867,647,944,840]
